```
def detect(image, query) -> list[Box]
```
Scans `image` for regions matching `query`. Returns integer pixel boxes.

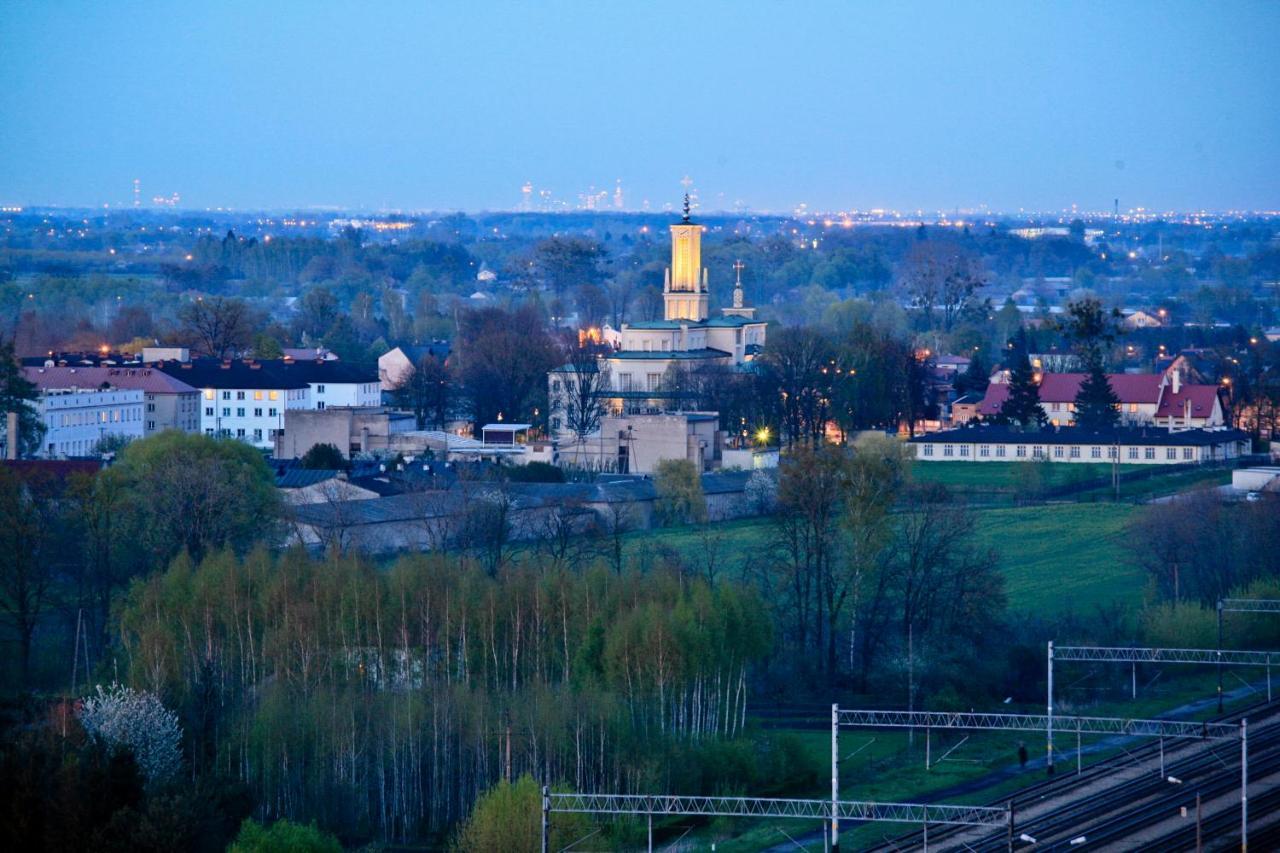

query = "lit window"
[254,391,263,401]
[269,391,279,401]
[204,389,214,400]
[1129,403,1138,413]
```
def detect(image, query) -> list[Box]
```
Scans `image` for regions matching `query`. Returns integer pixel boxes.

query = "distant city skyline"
[2,1,1278,213]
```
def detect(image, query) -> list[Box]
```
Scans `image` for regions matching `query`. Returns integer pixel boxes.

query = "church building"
[586,197,766,419]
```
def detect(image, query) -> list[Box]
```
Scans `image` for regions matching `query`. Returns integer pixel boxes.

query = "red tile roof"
[22,365,198,394]
[977,373,1220,419]
[1156,384,1220,419]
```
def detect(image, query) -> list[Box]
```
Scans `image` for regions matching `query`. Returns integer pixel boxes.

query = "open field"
[910,460,1143,492]
[625,502,1142,616]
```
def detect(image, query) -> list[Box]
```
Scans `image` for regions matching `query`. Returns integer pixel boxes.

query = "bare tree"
[898,242,986,332]
[554,342,611,440]
[177,296,256,359]
[394,353,453,430]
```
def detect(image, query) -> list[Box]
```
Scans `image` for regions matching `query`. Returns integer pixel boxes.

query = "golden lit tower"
[663,194,709,321]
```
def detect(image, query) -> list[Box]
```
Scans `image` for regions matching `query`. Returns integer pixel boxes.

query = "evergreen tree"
[955,349,990,395]
[0,336,44,458]
[1074,357,1121,430]
[998,330,1046,428]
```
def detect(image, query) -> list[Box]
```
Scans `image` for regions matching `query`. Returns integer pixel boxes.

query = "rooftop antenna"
[133,178,141,208]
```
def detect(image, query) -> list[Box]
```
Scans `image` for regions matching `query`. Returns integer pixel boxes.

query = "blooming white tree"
[79,682,182,786]
[745,468,778,515]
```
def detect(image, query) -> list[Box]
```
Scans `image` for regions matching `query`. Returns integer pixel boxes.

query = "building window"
[1145,447,1155,459]
[959,445,969,457]
[206,407,214,416]
[1054,445,1064,458]
[1016,445,1026,458]
[1183,448,1194,460]
[268,408,277,417]
[1067,402,1076,412]
[205,428,213,436]
[316,385,325,394]
[1070,446,1080,458]
[943,445,954,457]
[1052,402,1060,412]
[147,421,155,431]
[254,408,262,417]
[551,416,561,430]
[1167,448,1177,460]
[204,389,214,400]
[222,391,231,400]
[1091,446,1101,458]
[317,402,325,410]
[1128,447,1138,459]
[980,445,990,457]
[996,445,1006,457]
[236,428,245,438]
[923,444,934,457]
[1107,446,1117,459]
[1129,403,1138,413]
[1032,446,1044,458]
[254,391,263,401]
[146,403,155,412]
[253,429,262,441]
[236,391,245,400]
[269,391,279,401]
[236,407,245,417]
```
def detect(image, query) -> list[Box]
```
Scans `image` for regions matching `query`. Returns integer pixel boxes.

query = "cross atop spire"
[682,193,691,223]
[733,259,745,285]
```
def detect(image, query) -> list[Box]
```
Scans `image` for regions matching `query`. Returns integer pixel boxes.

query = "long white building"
[35,387,144,458]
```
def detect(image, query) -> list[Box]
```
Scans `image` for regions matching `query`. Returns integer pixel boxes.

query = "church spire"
[681,193,691,223]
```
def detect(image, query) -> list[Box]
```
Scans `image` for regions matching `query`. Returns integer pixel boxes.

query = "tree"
[653,458,707,526]
[0,335,44,457]
[898,242,986,332]
[178,297,255,359]
[553,341,611,440]
[955,349,990,395]
[394,352,453,430]
[293,287,340,342]
[758,327,834,446]
[451,775,586,853]
[1074,359,1120,430]
[998,330,1046,428]
[79,683,183,787]
[112,432,280,568]
[299,442,346,470]
[455,305,560,434]
[1059,297,1121,365]
[0,465,60,684]
[229,819,342,853]
[531,237,606,302]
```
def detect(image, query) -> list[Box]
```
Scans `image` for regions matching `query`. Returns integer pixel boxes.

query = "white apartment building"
[156,358,381,450]
[35,387,144,458]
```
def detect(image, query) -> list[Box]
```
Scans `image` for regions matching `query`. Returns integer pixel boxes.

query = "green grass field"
[626,502,1143,617]
[910,460,1142,492]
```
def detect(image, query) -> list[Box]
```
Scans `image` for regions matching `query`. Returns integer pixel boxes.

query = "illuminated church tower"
[663,194,709,321]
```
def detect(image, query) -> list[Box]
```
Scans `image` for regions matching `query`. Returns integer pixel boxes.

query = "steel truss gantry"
[1053,645,1275,666]
[836,708,1238,740]
[540,789,1009,853]
[1221,598,1280,615]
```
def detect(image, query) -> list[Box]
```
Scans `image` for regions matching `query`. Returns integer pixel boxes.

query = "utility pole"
[541,785,549,853]
[1241,719,1248,853]
[831,703,840,853]
[1218,599,1225,713]
[1046,642,1055,775]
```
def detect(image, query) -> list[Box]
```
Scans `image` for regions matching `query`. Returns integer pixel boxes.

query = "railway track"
[862,697,1280,852]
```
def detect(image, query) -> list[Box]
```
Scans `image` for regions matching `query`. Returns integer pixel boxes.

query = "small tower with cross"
[722,259,757,319]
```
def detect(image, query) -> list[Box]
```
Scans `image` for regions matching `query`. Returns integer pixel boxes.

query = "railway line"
[861,697,1280,852]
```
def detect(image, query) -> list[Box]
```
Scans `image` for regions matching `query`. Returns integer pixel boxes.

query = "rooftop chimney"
[1171,370,1181,395]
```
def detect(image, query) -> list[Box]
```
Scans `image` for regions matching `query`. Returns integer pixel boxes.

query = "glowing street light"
[754,426,771,446]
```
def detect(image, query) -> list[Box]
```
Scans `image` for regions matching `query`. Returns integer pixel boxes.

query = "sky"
[1,1,1278,214]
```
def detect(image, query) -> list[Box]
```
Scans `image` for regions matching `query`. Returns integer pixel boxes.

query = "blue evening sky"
[1,1,1277,213]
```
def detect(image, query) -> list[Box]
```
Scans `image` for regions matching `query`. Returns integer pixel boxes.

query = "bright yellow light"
[755,426,771,445]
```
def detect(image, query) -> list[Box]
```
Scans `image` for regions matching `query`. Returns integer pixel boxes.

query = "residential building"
[22,365,200,435]
[157,360,311,449]
[910,424,1251,465]
[155,358,381,450]
[977,371,1224,428]
[556,412,723,474]
[377,342,450,391]
[33,386,144,458]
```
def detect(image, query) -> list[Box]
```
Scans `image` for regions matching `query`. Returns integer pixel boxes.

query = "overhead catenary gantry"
[540,789,1011,853]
